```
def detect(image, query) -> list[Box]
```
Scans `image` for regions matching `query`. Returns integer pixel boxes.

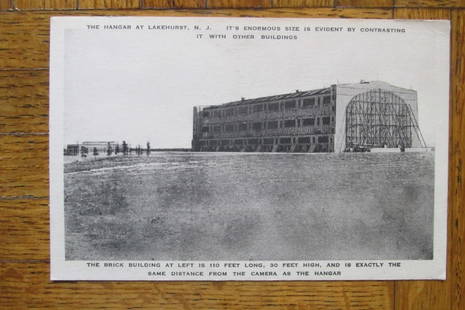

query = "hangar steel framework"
[345,89,426,150]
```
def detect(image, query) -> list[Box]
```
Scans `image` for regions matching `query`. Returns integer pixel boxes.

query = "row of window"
[202,117,333,133]
[202,96,332,118]
[198,135,330,146]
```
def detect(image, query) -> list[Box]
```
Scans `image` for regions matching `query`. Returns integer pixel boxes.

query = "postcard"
[50,16,450,280]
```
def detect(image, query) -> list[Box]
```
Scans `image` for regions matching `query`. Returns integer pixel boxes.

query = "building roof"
[204,87,331,110]
[202,81,416,110]
[81,141,117,146]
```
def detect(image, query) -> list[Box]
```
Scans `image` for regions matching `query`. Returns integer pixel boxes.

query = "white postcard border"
[49,16,450,281]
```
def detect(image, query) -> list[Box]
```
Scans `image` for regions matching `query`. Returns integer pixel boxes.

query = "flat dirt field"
[64,152,434,261]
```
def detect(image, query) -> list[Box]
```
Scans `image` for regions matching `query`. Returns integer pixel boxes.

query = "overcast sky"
[64,17,449,148]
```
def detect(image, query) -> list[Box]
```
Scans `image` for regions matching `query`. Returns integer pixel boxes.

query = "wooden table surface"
[0,0,463,309]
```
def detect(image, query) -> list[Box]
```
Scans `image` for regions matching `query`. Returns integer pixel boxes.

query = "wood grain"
[0,135,49,198]
[0,199,49,261]
[0,262,394,309]
[0,0,11,10]
[0,13,50,69]
[0,8,391,70]
[336,0,393,7]
[271,0,334,7]
[395,0,465,8]
[0,70,48,133]
[142,0,206,8]
[15,0,77,9]
[450,8,465,310]
[393,6,450,19]
[78,0,140,9]
[207,0,271,8]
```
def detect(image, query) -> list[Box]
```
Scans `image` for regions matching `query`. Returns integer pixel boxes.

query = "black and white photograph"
[50,17,450,280]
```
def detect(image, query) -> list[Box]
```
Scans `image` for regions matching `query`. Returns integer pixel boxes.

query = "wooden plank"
[395,0,465,8]
[450,9,465,310]
[0,70,48,133]
[0,135,48,198]
[0,262,394,309]
[336,0,393,8]
[393,7,453,310]
[0,199,49,261]
[0,8,392,70]
[78,0,140,9]
[15,0,77,9]
[207,0,271,8]
[142,0,205,8]
[393,7,450,19]
[0,0,11,10]
[271,0,334,7]
[395,280,452,310]
[0,13,50,69]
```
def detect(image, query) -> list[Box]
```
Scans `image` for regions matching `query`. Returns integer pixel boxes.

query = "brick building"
[192,81,424,153]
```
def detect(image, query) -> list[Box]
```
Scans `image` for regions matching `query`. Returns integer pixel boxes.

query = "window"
[267,121,278,129]
[225,108,234,117]
[234,139,243,145]
[280,137,291,144]
[268,102,279,112]
[302,98,315,108]
[202,111,210,117]
[284,120,296,128]
[253,104,264,113]
[202,126,209,133]
[252,122,262,131]
[302,118,315,126]
[213,110,222,118]
[317,118,320,126]
[318,136,329,143]
[238,106,248,115]
[239,122,248,131]
[248,139,259,144]
[323,96,331,105]
[298,137,311,144]
[213,125,221,133]
[284,100,296,110]
[209,140,218,146]
[322,117,330,125]
[221,140,230,146]
[264,138,274,145]
[225,124,234,132]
